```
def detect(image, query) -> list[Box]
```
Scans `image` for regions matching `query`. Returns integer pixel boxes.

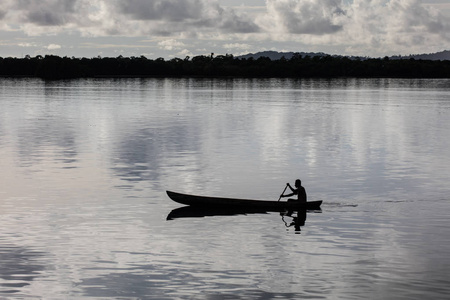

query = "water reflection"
[2,77,450,198]
[111,124,201,185]
[280,209,307,233]
[167,206,318,234]
[80,267,304,299]
[17,118,77,168]
[0,245,47,294]
[166,206,270,220]
[1,78,450,299]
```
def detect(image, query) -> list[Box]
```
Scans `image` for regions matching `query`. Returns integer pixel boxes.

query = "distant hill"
[391,50,450,61]
[238,51,328,60]
[238,50,450,61]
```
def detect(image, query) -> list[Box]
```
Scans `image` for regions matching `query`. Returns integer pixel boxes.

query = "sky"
[0,0,449,59]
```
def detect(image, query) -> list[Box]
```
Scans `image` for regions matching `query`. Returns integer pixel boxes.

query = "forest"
[1,53,450,79]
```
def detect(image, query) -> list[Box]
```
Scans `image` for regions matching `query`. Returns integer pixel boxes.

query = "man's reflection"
[281,209,307,233]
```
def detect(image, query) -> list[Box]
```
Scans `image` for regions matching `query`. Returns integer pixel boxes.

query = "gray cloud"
[263,0,344,35]
[15,0,78,26]
[116,0,203,21]
[217,7,261,33]
[113,0,260,33]
[27,10,66,26]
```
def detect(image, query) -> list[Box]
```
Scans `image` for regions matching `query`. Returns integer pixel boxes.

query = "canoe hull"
[166,190,322,211]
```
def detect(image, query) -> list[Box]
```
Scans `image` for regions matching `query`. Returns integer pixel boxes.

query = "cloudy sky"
[1,0,449,59]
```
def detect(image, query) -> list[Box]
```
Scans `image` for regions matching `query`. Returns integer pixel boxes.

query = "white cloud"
[158,39,185,51]
[223,43,251,50]
[224,43,251,49]
[18,42,36,47]
[177,49,193,57]
[47,43,62,50]
[340,0,450,55]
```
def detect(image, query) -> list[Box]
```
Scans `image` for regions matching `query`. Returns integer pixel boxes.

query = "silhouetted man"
[280,179,307,203]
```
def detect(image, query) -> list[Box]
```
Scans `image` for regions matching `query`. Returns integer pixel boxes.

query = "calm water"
[1,78,449,299]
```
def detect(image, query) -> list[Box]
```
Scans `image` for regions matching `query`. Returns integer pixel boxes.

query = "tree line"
[1,53,450,79]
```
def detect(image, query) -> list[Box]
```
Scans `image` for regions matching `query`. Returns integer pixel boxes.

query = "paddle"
[278,184,289,201]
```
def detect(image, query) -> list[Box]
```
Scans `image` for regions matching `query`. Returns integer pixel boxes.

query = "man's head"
[295,179,301,187]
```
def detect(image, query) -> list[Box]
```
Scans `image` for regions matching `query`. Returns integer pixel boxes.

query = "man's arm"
[286,183,295,193]
[280,183,296,198]
[281,192,295,198]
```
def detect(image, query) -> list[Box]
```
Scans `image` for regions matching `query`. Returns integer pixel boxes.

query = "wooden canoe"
[166,190,322,211]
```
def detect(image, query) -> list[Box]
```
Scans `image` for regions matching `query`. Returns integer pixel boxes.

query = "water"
[0,78,449,299]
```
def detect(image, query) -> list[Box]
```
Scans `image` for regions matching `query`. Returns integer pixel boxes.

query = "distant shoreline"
[1,54,450,80]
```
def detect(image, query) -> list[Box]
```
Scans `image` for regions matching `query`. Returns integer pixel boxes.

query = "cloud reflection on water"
[3,77,449,200]
[0,245,47,294]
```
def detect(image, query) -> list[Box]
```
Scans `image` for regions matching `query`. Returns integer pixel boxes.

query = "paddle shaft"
[278,184,289,201]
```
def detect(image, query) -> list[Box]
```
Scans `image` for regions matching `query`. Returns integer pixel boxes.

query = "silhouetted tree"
[1,54,449,79]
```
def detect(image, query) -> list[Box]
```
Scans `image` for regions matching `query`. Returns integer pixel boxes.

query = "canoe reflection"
[167,206,320,233]
[166,206,270,220]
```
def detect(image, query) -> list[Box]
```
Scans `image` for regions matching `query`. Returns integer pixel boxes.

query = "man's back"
[298,186,307,203]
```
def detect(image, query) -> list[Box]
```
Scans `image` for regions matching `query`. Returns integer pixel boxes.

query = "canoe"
[166,190,322,211]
